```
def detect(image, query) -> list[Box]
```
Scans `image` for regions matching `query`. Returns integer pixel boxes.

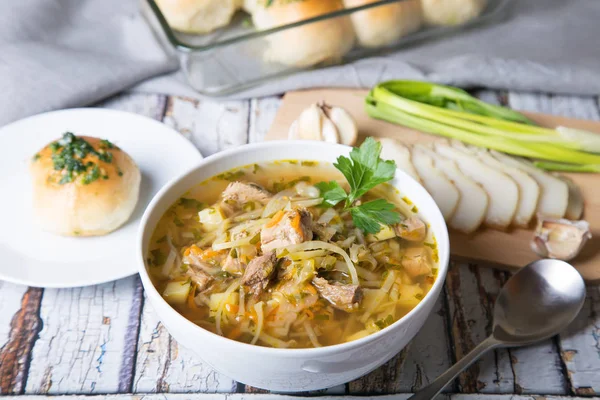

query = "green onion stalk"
[366,81,600,171]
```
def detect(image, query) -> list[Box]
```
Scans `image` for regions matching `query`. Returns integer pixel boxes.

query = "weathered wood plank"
[558,284,600,396]
[249,97,282,144]
[2,393,598,399]
[0,284,43,395]
[348,295,452,394]
[445,262,515,394]
[0,283,30,359]
[393,292,453,392]
[163,97,250,156]
[117,277,144,393]
[132,294,237,393]
[510,339,568,394]
[23,277,140,394]
[97,92,168,122]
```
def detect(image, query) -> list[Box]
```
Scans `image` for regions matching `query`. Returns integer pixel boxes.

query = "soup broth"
[148,160,437,348]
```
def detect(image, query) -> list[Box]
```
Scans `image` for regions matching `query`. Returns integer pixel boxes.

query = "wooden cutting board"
[266,89,600,283]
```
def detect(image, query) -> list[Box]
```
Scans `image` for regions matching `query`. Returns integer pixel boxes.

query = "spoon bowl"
[492,259,586,345]
[409,259,586,400]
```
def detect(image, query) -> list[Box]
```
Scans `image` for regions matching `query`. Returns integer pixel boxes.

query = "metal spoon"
[409,259,586,400]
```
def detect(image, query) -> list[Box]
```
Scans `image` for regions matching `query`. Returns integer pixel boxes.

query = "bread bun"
[421,0,487,26]
[343,0,422,48]
[252,0,355,67]
[30,133,141,237]
[155,0,237,34]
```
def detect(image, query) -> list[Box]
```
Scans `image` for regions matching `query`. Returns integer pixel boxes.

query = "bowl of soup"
[137,140,449,391]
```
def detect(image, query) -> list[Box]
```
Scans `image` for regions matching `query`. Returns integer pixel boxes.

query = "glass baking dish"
[141,0,512,96]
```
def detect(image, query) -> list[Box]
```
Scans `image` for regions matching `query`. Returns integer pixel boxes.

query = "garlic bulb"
[289,103,358,146]
[531,216,591,261]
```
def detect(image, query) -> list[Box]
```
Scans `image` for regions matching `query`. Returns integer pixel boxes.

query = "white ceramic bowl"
[137,141,450,392]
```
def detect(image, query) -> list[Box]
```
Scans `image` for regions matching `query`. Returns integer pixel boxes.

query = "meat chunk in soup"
[312,277,363,312]
[222,251,244,275]
[312,223,336,242]
[241,250,277,297]
[222,181,272,205]
[186,266,213,292]
[394,216,427,242]
[261,208,313,252]
[402,247,432,278]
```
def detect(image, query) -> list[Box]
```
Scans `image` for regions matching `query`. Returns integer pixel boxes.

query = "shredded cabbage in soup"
[148,161,437,348]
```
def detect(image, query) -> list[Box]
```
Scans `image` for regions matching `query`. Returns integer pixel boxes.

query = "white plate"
[0,108,202,288]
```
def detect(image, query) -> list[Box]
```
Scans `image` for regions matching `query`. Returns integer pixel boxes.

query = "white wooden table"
[1,90,599,400]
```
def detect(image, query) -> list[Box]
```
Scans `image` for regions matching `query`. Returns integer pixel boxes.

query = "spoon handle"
[408,336,500,400]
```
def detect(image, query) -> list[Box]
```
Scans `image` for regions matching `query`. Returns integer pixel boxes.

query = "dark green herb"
[192,229,203,241]
[100,139,115,149]
[179,198,205,211]
[151,249,167,266]
[182,277,192,286]
[374,314,394,330]
[48,132,117,185]
[313,314,330,321]
[173,216,184,227]
[156,235,167,243]
[216,170,245,181]
[272,176,311,192]
[301,161,317,167]
[81,165,100,185]
[97,150,113,163]
[32,153,41,162]
[59,172,73,185]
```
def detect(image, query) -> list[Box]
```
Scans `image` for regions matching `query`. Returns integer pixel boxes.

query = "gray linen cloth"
[1,0,599,126]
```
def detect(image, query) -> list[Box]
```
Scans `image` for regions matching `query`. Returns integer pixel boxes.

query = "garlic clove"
[288,120,299,140]
[531,215,591,261]
[328,106,358,146]
[288,103,358,145]
[292,104,323,141]
[321,114,340,143]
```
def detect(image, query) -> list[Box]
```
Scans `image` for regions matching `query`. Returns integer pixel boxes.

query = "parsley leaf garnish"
[350,199,401,234]
[316,137,401,234]
[314,181,347,208]
[336,138,396,205]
